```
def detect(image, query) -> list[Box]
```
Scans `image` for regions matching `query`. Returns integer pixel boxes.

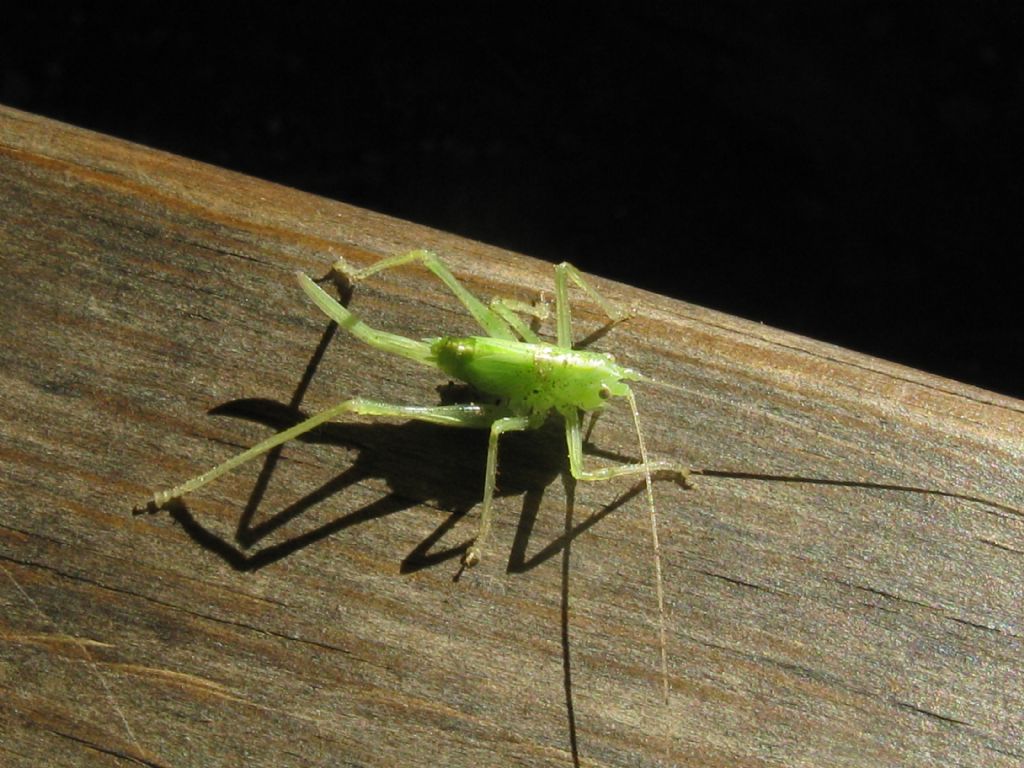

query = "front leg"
[563,406,693,488]
[552,262,631,349]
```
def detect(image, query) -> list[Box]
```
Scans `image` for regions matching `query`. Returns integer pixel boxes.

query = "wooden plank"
[0,104,1021,768]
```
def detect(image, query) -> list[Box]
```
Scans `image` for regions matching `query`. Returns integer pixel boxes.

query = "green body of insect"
[432,336,637,419]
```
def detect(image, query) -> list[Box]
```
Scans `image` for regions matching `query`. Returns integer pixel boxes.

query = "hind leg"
[151,400,505,507]
[333,250,517,341]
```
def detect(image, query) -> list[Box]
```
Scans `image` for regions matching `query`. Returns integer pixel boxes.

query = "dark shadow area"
[573,318,627,352]
[153,372,673,577]
[162,397,575,573]
[559,474,581,768]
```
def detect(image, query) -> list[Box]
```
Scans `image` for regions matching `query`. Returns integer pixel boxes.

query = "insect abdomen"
[432,336,631,414]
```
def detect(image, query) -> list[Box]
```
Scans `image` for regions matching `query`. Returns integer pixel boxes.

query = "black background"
[3,5,1021,398]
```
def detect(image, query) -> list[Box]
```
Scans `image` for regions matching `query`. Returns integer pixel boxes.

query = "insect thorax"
[431,336,636,415]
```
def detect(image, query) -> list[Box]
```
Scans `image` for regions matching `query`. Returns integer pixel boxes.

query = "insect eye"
[598,385,611,400]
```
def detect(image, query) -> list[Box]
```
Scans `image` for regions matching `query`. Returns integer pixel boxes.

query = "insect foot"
[462,546,482,568]
[676,469,696,490]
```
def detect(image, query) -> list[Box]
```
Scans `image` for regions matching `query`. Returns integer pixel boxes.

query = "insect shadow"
[160,321,647,576]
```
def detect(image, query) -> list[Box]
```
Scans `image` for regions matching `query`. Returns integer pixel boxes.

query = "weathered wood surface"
[1,104,1021,768]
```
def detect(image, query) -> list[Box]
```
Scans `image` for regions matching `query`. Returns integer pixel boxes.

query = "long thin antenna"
[625,389,671,751]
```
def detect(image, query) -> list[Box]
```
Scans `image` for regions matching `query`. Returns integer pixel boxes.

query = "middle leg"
[462,415,532,567]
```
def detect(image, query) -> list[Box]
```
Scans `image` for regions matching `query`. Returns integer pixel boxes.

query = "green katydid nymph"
[150,249,694,707]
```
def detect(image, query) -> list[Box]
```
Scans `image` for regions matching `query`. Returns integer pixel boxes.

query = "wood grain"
[1,104,1021,768]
